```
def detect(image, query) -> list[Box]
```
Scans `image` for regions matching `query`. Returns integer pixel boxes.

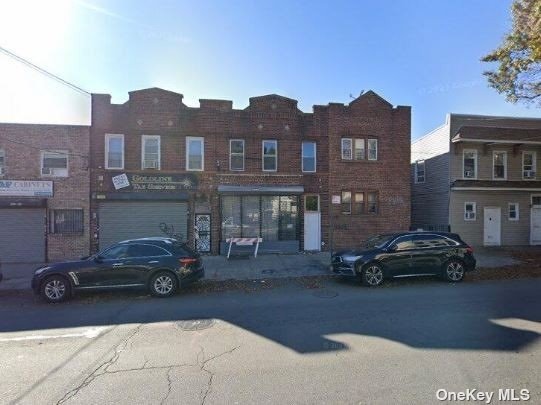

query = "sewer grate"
[176,319,215,331]
[312,289,338,298]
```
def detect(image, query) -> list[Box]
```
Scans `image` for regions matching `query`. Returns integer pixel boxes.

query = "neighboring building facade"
[90,88,411,255]
[0,123,90,263]
[412,113,541,246]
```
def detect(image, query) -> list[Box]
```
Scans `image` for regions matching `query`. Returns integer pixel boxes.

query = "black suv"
[32,237,204,303]
[331,231,476,286]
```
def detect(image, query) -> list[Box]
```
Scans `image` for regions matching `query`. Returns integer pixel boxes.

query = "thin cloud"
[73,0,191,44]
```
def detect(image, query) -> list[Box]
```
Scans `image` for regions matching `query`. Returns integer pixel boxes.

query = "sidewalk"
[0,253,332,292]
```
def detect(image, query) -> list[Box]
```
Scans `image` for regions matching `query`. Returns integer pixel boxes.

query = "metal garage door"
[98,202,188,250]
[0,209,45,263]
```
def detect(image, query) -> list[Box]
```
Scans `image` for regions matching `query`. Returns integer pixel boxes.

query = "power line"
[0,136,89,159]
[0,45,90,96]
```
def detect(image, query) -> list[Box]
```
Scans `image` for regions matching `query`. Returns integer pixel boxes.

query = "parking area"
[1,246,540,292]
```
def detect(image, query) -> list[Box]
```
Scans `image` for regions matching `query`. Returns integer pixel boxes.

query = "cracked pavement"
[1,277,540,404]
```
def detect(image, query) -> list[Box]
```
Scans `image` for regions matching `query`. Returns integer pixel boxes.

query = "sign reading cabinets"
[0,180,53,197]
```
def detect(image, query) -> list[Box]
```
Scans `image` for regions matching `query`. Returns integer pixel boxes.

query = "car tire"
[361,263,384,287]
[149,271,178,298]
[41,275,71,303]
[443,259,465,283]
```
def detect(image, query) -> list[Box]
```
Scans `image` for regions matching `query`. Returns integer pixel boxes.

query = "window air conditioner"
[143,160,159,169]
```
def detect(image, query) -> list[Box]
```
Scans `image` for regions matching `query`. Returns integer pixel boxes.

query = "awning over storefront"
[217,185,304,195]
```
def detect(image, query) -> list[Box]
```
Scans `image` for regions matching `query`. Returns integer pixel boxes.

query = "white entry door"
[484,207,501,246]
[304,195,321,251]
[531,208,541,245]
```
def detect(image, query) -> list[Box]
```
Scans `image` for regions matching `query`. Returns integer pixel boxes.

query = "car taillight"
[466,246,474,254]
[179,258,198,267]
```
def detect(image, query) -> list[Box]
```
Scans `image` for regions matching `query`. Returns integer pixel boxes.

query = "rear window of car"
[171,242,198,257]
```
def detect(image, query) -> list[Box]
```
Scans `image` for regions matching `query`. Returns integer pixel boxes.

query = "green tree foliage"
[482,0,541,104]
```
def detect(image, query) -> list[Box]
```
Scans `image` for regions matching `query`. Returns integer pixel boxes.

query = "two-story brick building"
[89,88,411,255]
[0,123,90,263]
[412,113,541,246]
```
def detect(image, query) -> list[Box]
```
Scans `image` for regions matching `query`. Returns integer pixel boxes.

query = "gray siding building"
[412,113,541,246]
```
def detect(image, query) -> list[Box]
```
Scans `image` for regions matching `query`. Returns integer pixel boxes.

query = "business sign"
[112,173,130,190]
[107,173,199,192]
[0,180,53,197]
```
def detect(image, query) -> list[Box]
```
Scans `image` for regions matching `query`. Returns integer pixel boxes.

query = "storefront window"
[221,195,298,241]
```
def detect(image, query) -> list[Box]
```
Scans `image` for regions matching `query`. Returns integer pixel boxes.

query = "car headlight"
[342,255,363,263]
[34,266,51,276]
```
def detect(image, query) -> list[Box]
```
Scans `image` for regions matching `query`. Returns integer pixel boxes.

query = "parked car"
[31,237,204,303]
[331,231,476,286]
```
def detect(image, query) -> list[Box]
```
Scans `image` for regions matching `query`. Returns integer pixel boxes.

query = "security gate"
[195,214,211,252]
[0,208,45,263]
[99,202,188,250]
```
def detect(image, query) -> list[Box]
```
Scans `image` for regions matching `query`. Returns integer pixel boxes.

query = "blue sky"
[1,0,541,139]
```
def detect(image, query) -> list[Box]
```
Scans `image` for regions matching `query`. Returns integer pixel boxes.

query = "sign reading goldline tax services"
[109,173,198,192]
[0,180,53,197]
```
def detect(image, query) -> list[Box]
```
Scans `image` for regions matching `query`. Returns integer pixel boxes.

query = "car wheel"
[443,260,465,282]
[150,271,178,298]
[361,263,384,287]
[41,275,70,303]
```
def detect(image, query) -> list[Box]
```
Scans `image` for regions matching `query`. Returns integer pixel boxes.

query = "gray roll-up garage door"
[0,209,45,263]
[98,202,188,250]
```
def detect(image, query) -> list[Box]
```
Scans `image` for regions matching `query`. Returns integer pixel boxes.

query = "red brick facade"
[0,123,90,262]
[90,88,411,255]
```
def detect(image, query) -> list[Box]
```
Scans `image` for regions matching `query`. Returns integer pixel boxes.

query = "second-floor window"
[262,140,277,171]
[367,191,378,213]
[186,137,204,171]
[105,134,124,169]
[493,151,507,180]
[302,141,316,172]
[415,160,425,183]
[0,149,4,176]
[463,149,477,179]
[142,135,160,169]
[523,151,536,180]
[368,139,378,160]
[230,139,245,171]
[341,138,352,160]
[41,150,68,177]
[341,191,351,214]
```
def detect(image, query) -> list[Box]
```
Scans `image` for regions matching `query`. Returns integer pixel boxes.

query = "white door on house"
[304,195,321,251]
[531,208,541,245]
[484,207,501,246]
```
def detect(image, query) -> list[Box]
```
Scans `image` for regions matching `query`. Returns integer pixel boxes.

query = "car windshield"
[363,234,395,249]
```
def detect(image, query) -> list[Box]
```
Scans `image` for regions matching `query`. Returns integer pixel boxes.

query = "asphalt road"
[1,277,540,405]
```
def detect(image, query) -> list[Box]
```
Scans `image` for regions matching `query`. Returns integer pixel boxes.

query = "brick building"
[0,123,90,263]
[90,88,411,255]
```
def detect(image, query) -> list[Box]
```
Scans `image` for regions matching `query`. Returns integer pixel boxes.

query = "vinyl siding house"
[411,113,541,246]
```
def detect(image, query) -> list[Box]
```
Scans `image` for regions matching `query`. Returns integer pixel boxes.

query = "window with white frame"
[105,134,124,169]
[532,195,541,207]
[186,137,204,171]
[229,139,245,171]
[142,135,160,169]
[0,149,4,175]
[493,151,507,179]
[508,203,519,221]
[463,149,477,179]
[341,138,352,160]
[368,139,378,160]
[354,139,365,160]
[262,140,277,171]
[41,150,68,177]
[302,141,316,172]
[415,160,425,183]
[464,202,476,221]
[523,151,536,179]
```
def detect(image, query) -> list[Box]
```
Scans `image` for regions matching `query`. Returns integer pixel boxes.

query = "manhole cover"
[312,289,338,298]
[176,319,215,331]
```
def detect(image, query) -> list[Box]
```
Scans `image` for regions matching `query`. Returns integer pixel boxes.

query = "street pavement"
[1,277,540,404]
